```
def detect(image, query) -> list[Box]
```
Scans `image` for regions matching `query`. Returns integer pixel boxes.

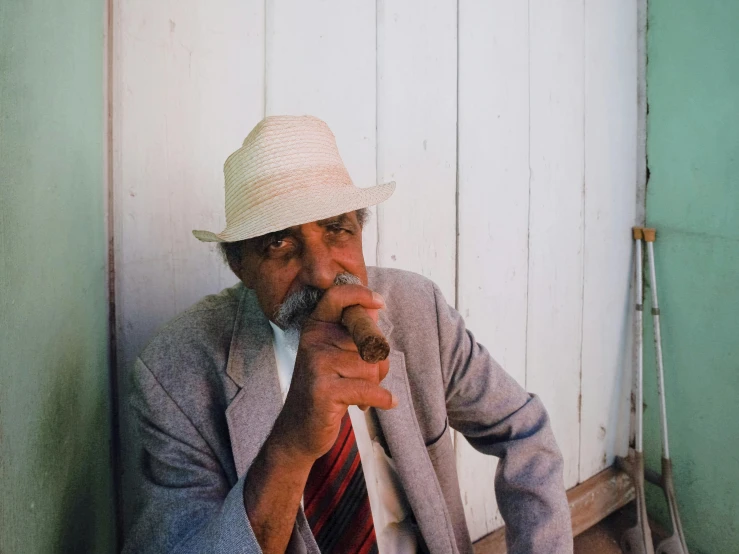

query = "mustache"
[273,272,362,331]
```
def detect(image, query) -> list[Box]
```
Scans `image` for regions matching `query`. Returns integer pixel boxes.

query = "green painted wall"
[0,1,116,552]
[645,1,739,553]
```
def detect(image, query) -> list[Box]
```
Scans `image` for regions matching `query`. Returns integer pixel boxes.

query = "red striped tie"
[304,412,378,554]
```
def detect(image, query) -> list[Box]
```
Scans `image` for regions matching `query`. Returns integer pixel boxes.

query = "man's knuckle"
[359,380,373,397]
[361,363,377,382]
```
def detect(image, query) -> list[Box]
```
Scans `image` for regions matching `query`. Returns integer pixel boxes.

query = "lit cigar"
[341,305,390,363]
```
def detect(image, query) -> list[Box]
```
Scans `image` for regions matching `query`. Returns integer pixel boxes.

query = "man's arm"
[241,437,312,553]
[432,283,573,554]
[124,358,263,554]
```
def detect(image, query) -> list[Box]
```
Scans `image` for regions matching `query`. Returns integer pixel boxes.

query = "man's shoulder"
[367,266,437,298]
[138,282,245,372]
[367,267,445,335]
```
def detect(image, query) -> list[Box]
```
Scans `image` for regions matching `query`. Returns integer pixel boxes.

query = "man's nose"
[299,240,338,290]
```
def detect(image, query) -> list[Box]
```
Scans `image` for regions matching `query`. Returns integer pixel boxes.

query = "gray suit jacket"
[123,267,572,554]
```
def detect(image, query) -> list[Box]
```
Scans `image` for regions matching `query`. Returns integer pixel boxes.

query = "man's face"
[235,211,368,327]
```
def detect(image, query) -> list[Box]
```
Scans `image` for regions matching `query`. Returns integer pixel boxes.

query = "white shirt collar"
[268,321,298,401]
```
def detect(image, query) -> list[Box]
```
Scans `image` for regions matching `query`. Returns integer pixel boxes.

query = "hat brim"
[193,181,395,243]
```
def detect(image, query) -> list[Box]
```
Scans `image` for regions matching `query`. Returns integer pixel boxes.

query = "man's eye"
[327,225,350,235]
[263,237,294,256]
[268,239,288,250]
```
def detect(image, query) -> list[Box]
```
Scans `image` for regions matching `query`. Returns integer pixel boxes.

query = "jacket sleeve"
[432,283,573,554]
[122,357,262,554]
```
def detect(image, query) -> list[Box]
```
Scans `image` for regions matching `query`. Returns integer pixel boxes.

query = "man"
[124,115,572,554]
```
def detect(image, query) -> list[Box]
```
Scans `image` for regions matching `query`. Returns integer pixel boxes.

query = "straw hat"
[193,115,395,243]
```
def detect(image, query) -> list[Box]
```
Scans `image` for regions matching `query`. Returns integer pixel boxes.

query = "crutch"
[642,228,689,554]
[617,226,655,554]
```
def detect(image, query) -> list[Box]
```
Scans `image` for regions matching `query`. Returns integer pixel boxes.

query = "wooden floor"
[573,503,670,554]
[573,506,631,554]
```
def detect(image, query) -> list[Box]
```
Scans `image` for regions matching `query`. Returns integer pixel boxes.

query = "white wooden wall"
[113,0,637,541]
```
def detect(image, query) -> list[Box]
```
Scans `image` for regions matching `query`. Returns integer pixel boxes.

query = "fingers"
[331,350,381,383]
[300,331,390,382]
[333,378,398,411]
[307,322,359,352]
[310,284,385,324]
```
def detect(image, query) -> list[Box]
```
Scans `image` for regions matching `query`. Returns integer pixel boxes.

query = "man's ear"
[226,255,241,280]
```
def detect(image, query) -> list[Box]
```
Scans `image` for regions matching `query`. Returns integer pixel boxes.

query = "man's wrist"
[243,431,314,554]
[263,431,315,473]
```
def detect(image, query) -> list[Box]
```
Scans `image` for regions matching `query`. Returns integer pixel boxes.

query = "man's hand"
[244,284,394,553]
[271,284,395,464]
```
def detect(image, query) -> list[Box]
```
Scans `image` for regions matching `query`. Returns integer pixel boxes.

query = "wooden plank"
[568,466,635,535]
[376,0,458,301]
[115,0,264,371]
[579,0,638,481]
[455,0,530,541]
[265,0,379,265]
[473,467,635,553]
[526,0,585,490]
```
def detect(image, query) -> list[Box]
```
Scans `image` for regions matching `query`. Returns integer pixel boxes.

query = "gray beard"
[273,272,362,350]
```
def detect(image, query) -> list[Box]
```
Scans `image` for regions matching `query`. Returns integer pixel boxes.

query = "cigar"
[341,305,390,363]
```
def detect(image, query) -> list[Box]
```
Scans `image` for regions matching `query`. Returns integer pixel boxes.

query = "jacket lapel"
[375,315,458,554]
[225,287,283,476]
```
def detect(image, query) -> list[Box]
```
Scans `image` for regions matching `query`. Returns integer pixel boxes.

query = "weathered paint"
[526,0,586,491]
[455,0,637,540]
[644,1,739,552]
[456,0,529,537]
[579,0,638,483]
[0,1,116,552]
[376,0,458,303]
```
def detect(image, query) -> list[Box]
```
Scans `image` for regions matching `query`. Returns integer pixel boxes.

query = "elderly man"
[124,115,572,554]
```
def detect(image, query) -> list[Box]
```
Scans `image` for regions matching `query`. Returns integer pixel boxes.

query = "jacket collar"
[225,286,282,474]
[225,284,274,388]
